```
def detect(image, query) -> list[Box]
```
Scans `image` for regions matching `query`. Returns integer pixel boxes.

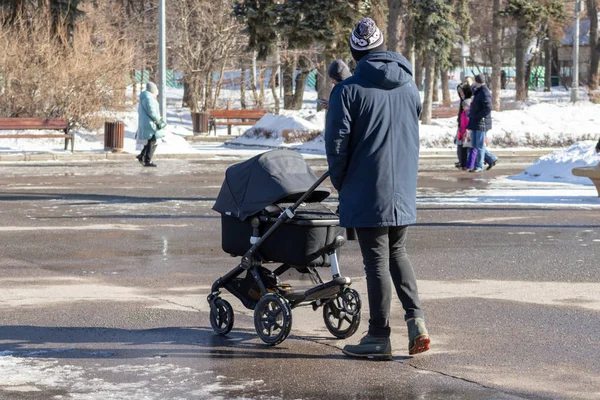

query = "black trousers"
[140,135,157,163]
[457,144,469,168]
[355,226,424,338]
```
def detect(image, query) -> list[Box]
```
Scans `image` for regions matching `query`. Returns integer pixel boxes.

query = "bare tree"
[0,3,134,127]
[491,0,503,110]
[168,0,244,112]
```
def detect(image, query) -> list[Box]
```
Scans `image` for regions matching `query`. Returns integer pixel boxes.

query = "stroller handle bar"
[241,171,331,267]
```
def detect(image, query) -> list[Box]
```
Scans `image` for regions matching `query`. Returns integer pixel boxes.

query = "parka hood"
[139,90,155,101]
[354,51,413,89]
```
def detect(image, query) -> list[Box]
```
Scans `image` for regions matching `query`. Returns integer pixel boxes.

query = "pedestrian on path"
[319,60,353,110]
[455,82,473,168]
[136,82,167,167]
[596,138,600,153]
[466,74,497,172]
[325,17,430,361]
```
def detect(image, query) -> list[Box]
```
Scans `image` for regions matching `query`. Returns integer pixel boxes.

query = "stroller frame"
[208,172,362,345]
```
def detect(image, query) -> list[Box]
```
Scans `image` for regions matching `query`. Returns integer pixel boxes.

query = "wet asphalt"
[0,154,598,399]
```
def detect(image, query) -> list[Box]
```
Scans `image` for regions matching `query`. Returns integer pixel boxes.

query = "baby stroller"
[209,149,361,345]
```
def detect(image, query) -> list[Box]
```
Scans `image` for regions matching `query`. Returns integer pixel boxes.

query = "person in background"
[325,17,430,361]
[455,82,473,168]
[466,74,497,172]
[596,138,600,153]
[136,82,167,167]
[457,98,472,170]
[319,60,353,110]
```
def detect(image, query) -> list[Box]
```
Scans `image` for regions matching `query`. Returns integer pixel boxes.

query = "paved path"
[0,157,598,399]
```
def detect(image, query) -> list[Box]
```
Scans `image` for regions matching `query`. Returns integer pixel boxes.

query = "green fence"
[134,70,183,88]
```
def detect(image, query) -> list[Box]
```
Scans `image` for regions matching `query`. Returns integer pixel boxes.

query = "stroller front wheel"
[210,298,235,335]
[323,288,362,339]
[254,293,293,346]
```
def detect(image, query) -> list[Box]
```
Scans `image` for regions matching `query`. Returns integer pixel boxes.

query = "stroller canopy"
[213,149,330,220]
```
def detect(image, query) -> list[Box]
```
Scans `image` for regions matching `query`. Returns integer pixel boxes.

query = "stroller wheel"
[254,293,292,346]
[210,298,234,335]
[323,289,361,339]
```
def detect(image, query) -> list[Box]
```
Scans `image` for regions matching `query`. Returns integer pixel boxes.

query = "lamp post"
[571,0,583,103]
[158,0,167,120]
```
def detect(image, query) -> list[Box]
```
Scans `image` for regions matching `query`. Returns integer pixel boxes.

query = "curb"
[0,144,556,163]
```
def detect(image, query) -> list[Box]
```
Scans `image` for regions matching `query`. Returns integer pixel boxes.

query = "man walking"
[325,18,430,360]
[467,74,498,172]
[136,82,167,167]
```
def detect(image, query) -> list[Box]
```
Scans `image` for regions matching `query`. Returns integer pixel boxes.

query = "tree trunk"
[587,0,599,89]
[213,63,226,108]
[421,53,435,124]
[441,69,451,107]
[283,54,297,109]
[432,65,439,103]
[404,17,415,78]
[415,53,423,91]
[131,70,138,104]
[250,60,260,107]
[316,54,331,112]
[292,71,309,110]
[515,21,528,101]
[240,59,247,109]
[205,71,214,110]
[258,65,266,108]
[491,0,502,110]
[544,38,552,92]
[292,55,311,109]
[187,73,202,113]
[270,62,280,114]
[387,0,402,53]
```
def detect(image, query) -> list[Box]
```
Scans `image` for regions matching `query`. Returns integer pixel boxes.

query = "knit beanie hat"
[327,60,352,83]
[350,18,386,62]
[475,74,486,84]
[146,82,158,95]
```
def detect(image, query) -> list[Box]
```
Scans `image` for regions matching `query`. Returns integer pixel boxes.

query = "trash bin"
[191,111,209,135]
[104,120,125,152]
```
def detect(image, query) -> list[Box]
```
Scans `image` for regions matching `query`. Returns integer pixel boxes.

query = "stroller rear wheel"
[254,293,292,345]
[210,298,234,335]
[323,288,361,339]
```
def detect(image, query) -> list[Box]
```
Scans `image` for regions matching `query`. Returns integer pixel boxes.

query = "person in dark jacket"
[466,74,498,172]
[325,18,430,360]
[596,138,600,153]
[319,60,353,110]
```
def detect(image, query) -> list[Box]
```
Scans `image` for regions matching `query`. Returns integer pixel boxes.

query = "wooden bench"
[0,118,74,152]
[208,109,266,136]
[572,164,600,197]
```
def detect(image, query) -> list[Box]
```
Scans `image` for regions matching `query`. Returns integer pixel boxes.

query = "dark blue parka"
[466,84,492,131]
[325,51,421,228]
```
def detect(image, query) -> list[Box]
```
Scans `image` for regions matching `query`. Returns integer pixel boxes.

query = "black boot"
[342,335,392,361]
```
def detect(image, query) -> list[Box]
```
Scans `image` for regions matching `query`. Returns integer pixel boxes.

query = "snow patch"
[511,141,600,185]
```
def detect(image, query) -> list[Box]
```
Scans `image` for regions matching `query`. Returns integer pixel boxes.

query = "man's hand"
[318,99,329,110]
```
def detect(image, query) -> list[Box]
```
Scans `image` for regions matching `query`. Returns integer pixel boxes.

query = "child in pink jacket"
[457,98,472,170]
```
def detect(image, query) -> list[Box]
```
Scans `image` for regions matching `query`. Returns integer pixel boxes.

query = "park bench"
[572,164,600,197]
[0,118,74,152]
[208,109,266,136]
